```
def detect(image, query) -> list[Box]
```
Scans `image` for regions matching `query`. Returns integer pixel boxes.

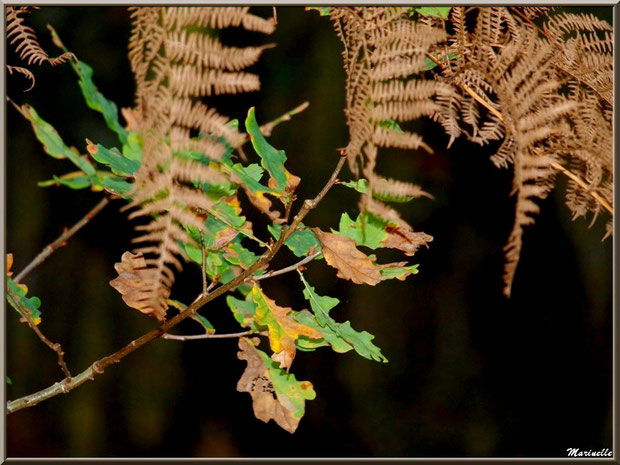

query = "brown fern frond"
[120,6,273,318]
[7,65,35,91]
[6,6,76,67]
[330,7,446,234]
[430,7,613,295]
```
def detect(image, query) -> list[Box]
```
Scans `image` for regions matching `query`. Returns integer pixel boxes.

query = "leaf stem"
[14,197,110,283]
[6,287,72,381]
[7,153,346,415]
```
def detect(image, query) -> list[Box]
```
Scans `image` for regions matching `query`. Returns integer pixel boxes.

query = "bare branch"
[6,287,71,381]
[7,153,347,415]
[161,330,254,341]
[14,197,110,283]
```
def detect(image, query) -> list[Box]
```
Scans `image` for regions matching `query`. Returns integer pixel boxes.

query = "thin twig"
[6,287,72,381]
[14,197,110,283]
[248,251,322,282]
[7,153,347,415]
[161,330,253,341]
[258,102,309,137]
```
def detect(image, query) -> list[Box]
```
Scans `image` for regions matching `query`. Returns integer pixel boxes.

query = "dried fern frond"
[432,6,612,296]
[6,6,76,67]
[122,6,274,318]
[7,65,35,91]
[329,6,444,240]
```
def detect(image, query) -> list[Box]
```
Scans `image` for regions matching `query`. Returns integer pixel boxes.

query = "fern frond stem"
[7,155,347,415]
[6,287,72,381]
[461,83,504,122]
[14,197,110,284]
[248,251,322,282]
[161,330,254,341]
[551,162,613,215]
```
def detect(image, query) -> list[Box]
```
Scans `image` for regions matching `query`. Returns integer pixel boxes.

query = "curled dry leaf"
[312,228,382,285]
[383,225,433,257]
[237,337,316,433]
[109,251,169,321]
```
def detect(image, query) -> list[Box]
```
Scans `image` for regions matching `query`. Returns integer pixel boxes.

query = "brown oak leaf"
[237,337,314,433]
[383,226,433,256]
[109,251,169,321]
[312,228,382,285]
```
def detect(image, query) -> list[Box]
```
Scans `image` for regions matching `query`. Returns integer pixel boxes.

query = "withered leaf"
[383,225,433,256]
[109,251,169,321]
[312,228,382,285]
[237,337,315,433]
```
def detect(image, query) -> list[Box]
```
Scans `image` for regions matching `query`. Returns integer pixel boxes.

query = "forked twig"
[248,251,322,282]
[6,287,72,381]
[7,153,347,414]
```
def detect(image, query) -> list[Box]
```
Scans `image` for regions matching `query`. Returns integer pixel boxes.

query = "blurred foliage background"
[5,6,613,458]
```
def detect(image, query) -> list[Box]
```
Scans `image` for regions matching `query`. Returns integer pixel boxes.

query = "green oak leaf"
[6,277,42,325]
[87,141,140,176]
[297,272,337,330]
[226,294,262,330]
[409,6,451,19]
[267,224,322,258]
[380,264,420,280]
[295,272,387,362]
[337,212,388,249]
[306,6,330,15]
[19,105,96,178]
[245,107,299,194]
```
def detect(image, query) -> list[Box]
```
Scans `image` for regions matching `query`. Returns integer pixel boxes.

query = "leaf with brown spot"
[237,337,316,433]
[109,251,169,321]
[252,286,322,369]
[312,228,382,285]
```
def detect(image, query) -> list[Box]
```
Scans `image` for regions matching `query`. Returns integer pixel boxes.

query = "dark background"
[5,6,613,458]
